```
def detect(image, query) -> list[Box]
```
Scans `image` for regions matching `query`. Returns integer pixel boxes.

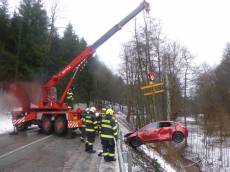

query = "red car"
[124,121,188,148]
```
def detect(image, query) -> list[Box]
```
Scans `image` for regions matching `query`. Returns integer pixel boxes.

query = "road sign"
[140,82,163,90]
[144,90,164,96]
[149,71,155,81]
[140,81,164,96]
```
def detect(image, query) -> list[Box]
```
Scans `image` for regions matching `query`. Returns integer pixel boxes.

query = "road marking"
[0,135,52,159]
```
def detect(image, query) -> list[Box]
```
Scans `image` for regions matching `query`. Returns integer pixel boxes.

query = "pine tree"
[17,0,49,80]
[0,0,16,81]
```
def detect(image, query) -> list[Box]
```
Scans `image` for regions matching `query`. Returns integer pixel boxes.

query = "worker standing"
[85,107,98,153]
[100,108,118,162]
[66,89,74,108]
[80,108,88,142]
[98,108,106,134]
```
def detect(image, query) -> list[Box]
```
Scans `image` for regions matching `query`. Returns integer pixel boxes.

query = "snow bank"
[141,145,176,172]
[0,112,13,134]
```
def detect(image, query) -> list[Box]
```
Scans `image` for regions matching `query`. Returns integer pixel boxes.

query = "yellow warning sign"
[140,82,164,96]
[140,82,163,90]
[144,90,164,96]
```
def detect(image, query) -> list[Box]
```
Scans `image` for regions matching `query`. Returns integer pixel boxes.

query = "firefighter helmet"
[90,107,96,113]
[106,108,113,115]
[101,108,106,113]
[85,108,89,112]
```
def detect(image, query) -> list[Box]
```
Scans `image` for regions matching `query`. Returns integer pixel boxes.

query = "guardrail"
[117,120,133,172]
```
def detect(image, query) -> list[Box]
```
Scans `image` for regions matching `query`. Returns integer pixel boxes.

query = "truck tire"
[42,117,53,134]
[16,123,28,131]
[130,137,142,148]
[54,117,67,135]
[172,131,184,143]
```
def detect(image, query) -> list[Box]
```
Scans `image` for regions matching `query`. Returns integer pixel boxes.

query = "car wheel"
[130,137,142,148]
[172,131,184,143]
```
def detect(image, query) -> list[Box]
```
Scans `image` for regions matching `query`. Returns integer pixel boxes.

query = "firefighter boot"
[107,156,116,161]
[104,156,110,162]
[110,157,116,161]
[85,143,89,152]
[98,152,103,157]
[80,136,85,142]
[88,145,96,153]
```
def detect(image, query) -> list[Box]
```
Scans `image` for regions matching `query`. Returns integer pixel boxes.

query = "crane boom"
[91,1,149,49]
[43,1,149,101]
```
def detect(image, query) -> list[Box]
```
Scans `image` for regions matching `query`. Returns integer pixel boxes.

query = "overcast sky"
[9,0,230,73]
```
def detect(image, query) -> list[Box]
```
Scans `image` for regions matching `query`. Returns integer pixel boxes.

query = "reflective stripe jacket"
[97,113,105,133]
[100,115,118,139]
[81,112,87,127]
[66,91,74,100]
[85,112,98,132]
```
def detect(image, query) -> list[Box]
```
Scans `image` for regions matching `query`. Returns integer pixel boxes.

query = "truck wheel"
[172,131,184,143]
[16,123,28,131]
[54,117,67,135]
[130,137,142,148]
[42,117,53,134]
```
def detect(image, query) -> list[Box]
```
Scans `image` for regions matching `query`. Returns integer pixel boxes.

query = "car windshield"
[140,122,158,131]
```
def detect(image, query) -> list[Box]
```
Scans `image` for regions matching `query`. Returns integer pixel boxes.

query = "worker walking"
[85,107,98,153]
[100,108,118,162]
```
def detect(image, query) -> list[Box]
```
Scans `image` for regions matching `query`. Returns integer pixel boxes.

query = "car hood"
[124,130,137,137]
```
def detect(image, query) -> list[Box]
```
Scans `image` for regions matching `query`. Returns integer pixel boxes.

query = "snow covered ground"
[0,112,14,134]
[141,145,176,172]
[177,116,230,172]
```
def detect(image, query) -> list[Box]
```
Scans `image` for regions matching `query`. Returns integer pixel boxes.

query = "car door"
[158,122,174,141]
[139,123,159,142]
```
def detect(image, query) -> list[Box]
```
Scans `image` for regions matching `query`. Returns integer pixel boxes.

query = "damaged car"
[124,121,188,148]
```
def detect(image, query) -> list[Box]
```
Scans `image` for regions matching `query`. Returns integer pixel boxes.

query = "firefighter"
[66,89,74,108]
[100,108,118,162]
[80,108,88,142]
[97,108,107,157]
[98,108,106,134]
[85,107,98,153]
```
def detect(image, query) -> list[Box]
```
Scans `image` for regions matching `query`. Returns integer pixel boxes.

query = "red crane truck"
[11,1,150,135]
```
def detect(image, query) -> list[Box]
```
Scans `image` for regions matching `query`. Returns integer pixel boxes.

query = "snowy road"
[0,129,118,172]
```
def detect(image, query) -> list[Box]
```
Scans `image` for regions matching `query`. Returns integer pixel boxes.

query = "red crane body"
[11,1,150,135]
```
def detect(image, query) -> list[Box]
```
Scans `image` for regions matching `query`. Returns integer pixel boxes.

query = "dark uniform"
[85,108,98,153]
[97,110,105,134]
[80,109,88,142]
[100,109,118,161]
